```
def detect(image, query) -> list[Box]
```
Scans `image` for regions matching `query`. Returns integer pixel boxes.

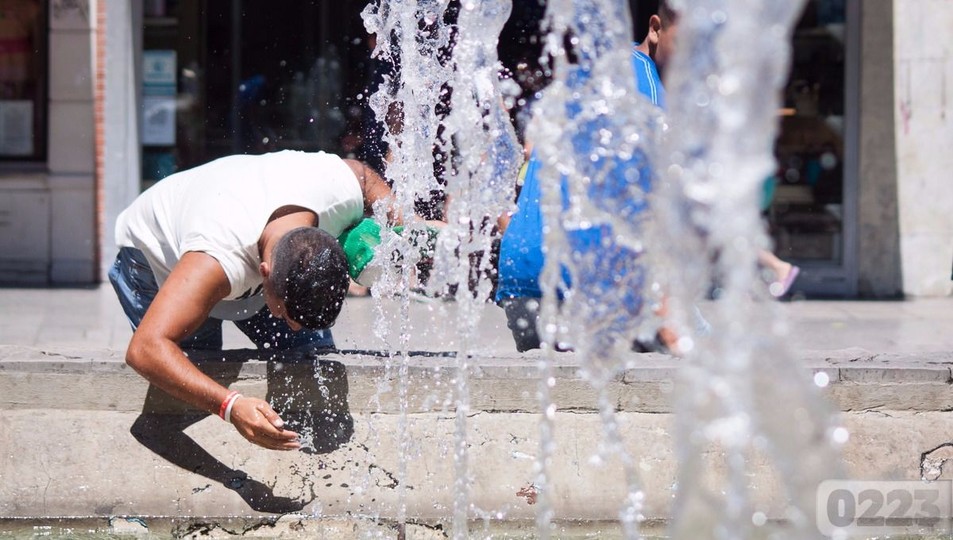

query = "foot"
[632,327,680,356]
[769,264,801,298]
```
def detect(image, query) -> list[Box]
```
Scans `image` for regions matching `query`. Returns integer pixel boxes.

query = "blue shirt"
[496,47,664,302]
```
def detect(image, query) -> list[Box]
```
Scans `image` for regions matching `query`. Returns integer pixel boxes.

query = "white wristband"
[223,393,243,424]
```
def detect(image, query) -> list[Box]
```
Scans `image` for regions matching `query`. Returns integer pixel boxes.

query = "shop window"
[140,1,372,184]
[768,0,848,265]
[0,0,46,161]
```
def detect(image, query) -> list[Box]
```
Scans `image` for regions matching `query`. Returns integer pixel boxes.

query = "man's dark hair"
[269,227,350,330]
[658,0,677,26]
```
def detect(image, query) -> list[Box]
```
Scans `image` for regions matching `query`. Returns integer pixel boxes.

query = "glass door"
[767,0,859,296]
[140,1,372,185]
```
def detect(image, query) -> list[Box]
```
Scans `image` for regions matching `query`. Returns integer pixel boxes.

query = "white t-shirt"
[116,150,364,320]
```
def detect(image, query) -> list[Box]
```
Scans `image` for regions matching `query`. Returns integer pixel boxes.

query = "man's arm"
[343,159,402,224]
[126,251,300,451]
[343,159,448,232]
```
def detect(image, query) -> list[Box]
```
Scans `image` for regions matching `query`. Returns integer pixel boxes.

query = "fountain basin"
[2,345,953,534]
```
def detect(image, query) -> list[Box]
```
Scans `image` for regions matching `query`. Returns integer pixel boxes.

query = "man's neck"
[635,40,652,57]
[258,208,318,263]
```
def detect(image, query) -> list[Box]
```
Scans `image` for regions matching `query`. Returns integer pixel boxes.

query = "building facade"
[0,0,950,298]
[0,0,98,284]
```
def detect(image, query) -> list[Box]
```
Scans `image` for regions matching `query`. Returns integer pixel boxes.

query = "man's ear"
[647,14,663,46]
[259,261,271,279]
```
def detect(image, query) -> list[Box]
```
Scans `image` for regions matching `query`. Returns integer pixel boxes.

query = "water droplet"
[751,511,767,526]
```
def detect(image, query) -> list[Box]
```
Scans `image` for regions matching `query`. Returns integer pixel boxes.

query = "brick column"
[94,0,106,280]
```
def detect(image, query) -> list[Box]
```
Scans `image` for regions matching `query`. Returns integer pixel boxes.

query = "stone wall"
[894,0,953,297]
[4,346,953,526]
[47,0,98,283]
[858,0,903,297]
[0,0,99,285]
[100,1,142,281]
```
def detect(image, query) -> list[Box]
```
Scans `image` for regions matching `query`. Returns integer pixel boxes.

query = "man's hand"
[228,396,301,451]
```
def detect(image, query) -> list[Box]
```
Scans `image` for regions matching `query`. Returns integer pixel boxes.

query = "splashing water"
[532,0,665,368]
[361,0,845,538]
[525,0,669,536]
[429,3,524,538]
[362,0,454,529]
[653,1,845,538]
[362,0,522,537]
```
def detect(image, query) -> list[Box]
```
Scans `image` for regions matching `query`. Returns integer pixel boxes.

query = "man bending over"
[110,150,395,450]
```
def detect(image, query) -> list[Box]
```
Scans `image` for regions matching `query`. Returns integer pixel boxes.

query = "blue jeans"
[108,247,334,352]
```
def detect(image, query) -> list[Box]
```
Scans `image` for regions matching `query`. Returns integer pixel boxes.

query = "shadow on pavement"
[130,356,353,513]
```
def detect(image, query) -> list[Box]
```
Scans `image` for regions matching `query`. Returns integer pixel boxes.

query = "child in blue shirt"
[496,4,679,352]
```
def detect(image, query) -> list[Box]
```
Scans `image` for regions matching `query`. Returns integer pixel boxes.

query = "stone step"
[2,346,953,414]
[3,345,953,527]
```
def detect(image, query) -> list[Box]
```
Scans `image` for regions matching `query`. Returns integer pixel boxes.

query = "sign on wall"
[0,101,34,156]
[142,50,176,146]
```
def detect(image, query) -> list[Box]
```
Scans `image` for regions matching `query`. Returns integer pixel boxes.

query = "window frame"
[0,0,48,163]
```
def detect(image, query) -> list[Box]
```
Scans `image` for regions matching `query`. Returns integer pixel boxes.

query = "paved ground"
[1,285,952,355]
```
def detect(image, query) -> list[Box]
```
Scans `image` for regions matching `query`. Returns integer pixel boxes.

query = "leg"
[758,249,801,298]
[234,305,335,353]
[499,297,542,352]
[758,249,792,282]
[108,247,223,350]
[108,247,158,329]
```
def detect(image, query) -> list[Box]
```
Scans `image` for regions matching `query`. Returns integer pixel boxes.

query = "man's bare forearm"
[126,334,230,415]
[344,159,403,224]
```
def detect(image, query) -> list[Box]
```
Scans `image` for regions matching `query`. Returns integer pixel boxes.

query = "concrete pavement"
[2,285,953,354]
